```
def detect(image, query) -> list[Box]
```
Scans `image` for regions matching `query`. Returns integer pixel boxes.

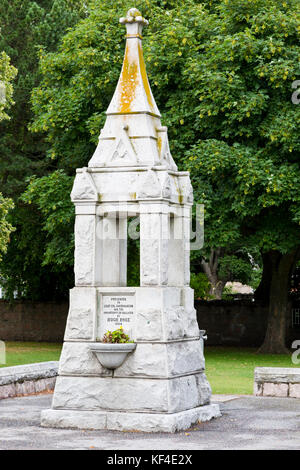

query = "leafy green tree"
[0,0,84,196]
[0,0,84,298]
[183,0,300,352]
[21,170,74,271]
[24,0,300,351]
[190,272,212,300]
[1,170,75,300]
[0,52,16,261]
[192,246,260,299]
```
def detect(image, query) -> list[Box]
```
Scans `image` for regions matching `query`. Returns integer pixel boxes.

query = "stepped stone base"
[41,404,221,433]
[42,286,220,431]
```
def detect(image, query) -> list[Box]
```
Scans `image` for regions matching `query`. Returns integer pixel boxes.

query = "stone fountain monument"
[41,8,220,433]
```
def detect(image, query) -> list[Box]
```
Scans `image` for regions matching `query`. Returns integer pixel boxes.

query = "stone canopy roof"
[88,8,177,170]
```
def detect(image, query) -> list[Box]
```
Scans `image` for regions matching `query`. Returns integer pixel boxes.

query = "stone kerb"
[254,367,300,398]
[0,361,58,399]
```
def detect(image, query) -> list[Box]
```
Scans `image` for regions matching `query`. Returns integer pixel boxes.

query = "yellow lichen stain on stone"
[129,192,137,200]
[172,176,184,204]
[138,40,155,113]
[118,42,139,113]
[157,135,162,155]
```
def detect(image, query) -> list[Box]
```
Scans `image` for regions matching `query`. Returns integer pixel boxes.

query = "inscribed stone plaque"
[99,293,135,339]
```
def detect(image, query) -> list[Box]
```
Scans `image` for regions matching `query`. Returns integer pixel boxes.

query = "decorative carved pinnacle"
[119,8,149,27]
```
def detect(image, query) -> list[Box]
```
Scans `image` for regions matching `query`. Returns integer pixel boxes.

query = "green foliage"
[21,170,74,269]
[0,193,15,262]
[0,0,84,299]
[3,0,298,300]
[0,170,74,300]
[0,197,73,300]
[218,254,254,284]
[190,272,212,299]
[0,0,84,197]
[249,267,263,290]
[182,0,300,259]
[29,0,300,282]
[127,234,140,287]
[0,51,17,122]
[221,284,235,300]
[101,326,134,344]
[0,51,16,263]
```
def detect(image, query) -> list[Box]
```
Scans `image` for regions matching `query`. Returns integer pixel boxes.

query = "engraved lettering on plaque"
[99,294,135,338]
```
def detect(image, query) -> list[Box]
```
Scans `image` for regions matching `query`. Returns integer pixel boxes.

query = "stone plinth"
[41,286,219,431]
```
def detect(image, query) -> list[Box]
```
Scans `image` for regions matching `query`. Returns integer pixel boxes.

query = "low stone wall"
[196,299,297,347]
[0,361,58,399]
[0,298,297,346]
[0,300,68,342]
[254,367,300,398]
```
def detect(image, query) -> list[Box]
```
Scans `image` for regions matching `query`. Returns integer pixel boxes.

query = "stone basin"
[89,343,136,370]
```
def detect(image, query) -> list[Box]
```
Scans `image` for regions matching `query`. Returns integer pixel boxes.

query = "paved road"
[0,394,299,450]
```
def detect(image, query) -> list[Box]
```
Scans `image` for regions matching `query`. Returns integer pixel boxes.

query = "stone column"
[96,212,127,287]
[139,203,169,286]
[74,206,127,287]
[183,207,191,286]
[167,207,190,286]
[74,204,99,286]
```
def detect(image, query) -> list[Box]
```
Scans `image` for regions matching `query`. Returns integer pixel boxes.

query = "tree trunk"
[201,247,226,299]
[210,279,226,300]
[254,252,272,306]
[258,249,300,354]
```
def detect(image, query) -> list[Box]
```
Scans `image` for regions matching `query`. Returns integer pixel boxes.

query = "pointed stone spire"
[107,8,160,117]
[89,8,177,170]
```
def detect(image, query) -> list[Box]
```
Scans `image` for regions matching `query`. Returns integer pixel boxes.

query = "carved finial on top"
[120,8,149,38]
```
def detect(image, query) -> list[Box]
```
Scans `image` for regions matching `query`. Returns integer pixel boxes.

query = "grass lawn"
[1,343,299,396]
[0,342,62,368]
[205,346,300,395]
